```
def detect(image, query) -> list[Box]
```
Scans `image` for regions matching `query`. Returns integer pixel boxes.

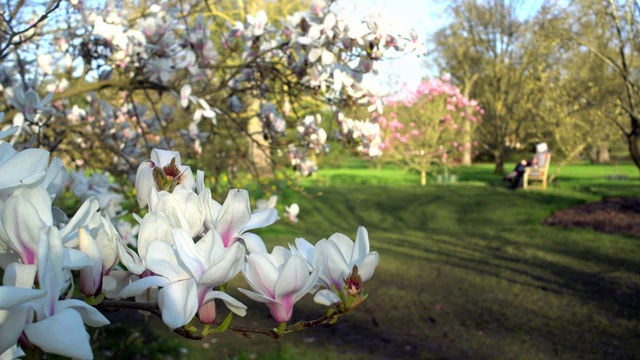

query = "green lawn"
[105,161,640,360]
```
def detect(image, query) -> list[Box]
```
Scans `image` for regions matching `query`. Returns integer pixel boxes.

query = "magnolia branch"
[98,299,346,341]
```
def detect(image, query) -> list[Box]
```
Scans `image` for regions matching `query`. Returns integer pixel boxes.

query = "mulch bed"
[543,197,640,237]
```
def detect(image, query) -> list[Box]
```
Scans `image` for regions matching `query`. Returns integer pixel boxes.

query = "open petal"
[242,208,278,232]
[202,290,247,316]
[55,299,110,327]
[0,287,44,309]
[243,253,279,298]
[313,289,341,306]
[0,307,31,354]
[119,275,169,298]
[145,241,191,281]
[274,256,310,302]
[239,232,267,253]
[24,309,93,359]
[2,193,46,264]
[137,211,175,259]
[158,279,198,330]
[0,147,49,191]
[357,251,379,282]
[352,226,370,263]
[2,263,37,289]
[172,228,205,279]
[237,288,276,304]
[216,189,251,246]
[199,242,245,287]
[60,197,101,245]
[313,240,350,290]
[152,149,181,166]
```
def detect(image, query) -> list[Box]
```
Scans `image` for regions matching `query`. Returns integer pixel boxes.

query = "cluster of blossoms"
[335,111,384,158]
[0,131,379,358]
[0,0,424,180]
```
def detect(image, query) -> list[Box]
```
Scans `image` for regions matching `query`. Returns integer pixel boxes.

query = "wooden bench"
[523,153,551,190]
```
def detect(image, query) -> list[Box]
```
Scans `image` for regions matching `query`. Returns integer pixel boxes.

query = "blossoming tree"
[378,77,484,185]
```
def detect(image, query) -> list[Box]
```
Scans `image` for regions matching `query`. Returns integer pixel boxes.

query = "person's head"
[536,142,548,153]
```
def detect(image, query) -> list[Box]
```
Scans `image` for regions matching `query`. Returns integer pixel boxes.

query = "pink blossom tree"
[378,76,484,185]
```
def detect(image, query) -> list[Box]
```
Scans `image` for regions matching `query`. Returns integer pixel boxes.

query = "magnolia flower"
[239,247,319,323]
[0,286,46,355]
[214,189,278,252]
[285,203,300,223]
[255,195,278,211]
[247,10,268,37]
[0,142,49,193]
[312,227,379,306]
[136,149,195,208]
[9,87,53,122]
[120,228,247,329]
[22,227,110,359]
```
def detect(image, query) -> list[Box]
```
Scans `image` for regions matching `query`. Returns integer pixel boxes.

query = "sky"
[333,0,544,94]
[333,0,451,94]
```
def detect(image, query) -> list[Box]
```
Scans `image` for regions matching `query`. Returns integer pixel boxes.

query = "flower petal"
[216,189,251,246]
[145,241,191,281]
[242,208,278,232]
[24,309,93,359]
[55,299,110,327]
[202,290,247,317]
[200,242,245,287]
[158,279,198,330]
[313,289,341,306]
[118,275,169,298]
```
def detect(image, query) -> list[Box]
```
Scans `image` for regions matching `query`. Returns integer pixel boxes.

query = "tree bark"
[627,132,640,172]
[598,143,610,163]
[421,170,427,186]
[494,149,505,174]
[461,120,472,166]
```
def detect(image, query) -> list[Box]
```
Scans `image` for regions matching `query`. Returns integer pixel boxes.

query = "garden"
[1,0,640,359]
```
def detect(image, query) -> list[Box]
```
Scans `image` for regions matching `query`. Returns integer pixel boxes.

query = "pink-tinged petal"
[313,240,349,290]
[118,275,169,298]
[55,299,110,327]
[78,228,103,297]
[199,242,245,287]
[216,189,251,247]
[24,309,93,359]
[0,147,49,191]
[0,287,44,309]
[16,186,53,226]
[145,241,191,282]
[158,279,198,330]
[135,161,156,208]
[357,251,379,282]
[239,232,267,253]
[37,227,63,317]
[242,208,278,232]
[2,263,37,288]
[202,290,247,317]
[352,226,370,263]
[151,149,181,166]
[243,253,279,298]
[266,302,293,323]
[0,307,30,354]
[313,289,341,306]
[137,211,174,259]
[172,228,205,279]
[274,256,310,302]
[1,195,45,264]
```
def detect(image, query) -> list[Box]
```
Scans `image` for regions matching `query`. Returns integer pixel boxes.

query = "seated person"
[504,143,549,189]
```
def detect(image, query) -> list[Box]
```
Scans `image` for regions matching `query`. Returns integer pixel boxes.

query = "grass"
[104,160,640,359]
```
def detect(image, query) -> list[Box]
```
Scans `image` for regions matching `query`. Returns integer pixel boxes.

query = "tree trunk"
[420,170,427,186]
[247,99,273,177]
[627,132,640,173]
[598,143,610,163]
[461,120,472,166]
[493,149,505,174]
[589,146,598,164]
